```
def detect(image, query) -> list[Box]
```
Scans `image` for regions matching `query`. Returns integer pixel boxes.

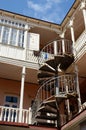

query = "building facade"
[0,0,86,130]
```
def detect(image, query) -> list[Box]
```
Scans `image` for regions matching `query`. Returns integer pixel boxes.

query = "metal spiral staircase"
[31,39,80,128]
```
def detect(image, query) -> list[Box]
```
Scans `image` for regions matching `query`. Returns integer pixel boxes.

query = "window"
[2,26,9,44]
[4,95,19,108]
[3,95,19,122]
[6,96,18,103]
[10,28,17,45]
[18,30,24,47]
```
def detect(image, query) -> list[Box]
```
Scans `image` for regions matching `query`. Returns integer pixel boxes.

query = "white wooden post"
[66,85,71,120]
[81,1,86,29]
[69,20,75,55]
[54,41,57,55]
[29,107,32,124]
[23,24,29,60]
[75,65,81,110]
[60,32,65,54]
[19,66,26,122]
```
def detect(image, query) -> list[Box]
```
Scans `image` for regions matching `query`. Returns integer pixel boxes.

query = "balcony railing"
[0,106,32,124]
[31,74,77,124]
[26,49,39,63]
[32,74,77,107]
[0,43,25,60]
[0,43,39,65]
[38,39,73,65]
[75,30,86,59]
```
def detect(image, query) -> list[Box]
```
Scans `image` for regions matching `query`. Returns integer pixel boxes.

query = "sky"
[0,0,75,24]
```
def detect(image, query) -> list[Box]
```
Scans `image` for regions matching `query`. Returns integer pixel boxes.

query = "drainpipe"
[54,40,61,129]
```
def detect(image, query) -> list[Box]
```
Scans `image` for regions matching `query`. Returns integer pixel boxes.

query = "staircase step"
[36,114,57,120]
[39,63,55,73]
[38,70,54,78]
[38,104,57,114]
[60,54,74,70]
[46,55,63,70]
[38,77,50,85]
[35,119,56,127]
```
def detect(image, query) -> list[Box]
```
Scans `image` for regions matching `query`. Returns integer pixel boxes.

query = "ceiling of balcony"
[0,62,38,84]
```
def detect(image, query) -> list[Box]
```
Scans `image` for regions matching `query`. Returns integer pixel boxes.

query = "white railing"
[26,49,39,63]
[0,43,25,60]
[31,74,77,124]
[0,106,32,124]
[38,39,73,65]
[75,30,86,58]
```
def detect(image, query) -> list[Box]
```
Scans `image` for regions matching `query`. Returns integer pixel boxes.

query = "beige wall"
[0,78,39,109]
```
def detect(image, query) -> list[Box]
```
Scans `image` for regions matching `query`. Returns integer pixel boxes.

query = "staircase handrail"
[38,39,73,65]
[31,74,77,122]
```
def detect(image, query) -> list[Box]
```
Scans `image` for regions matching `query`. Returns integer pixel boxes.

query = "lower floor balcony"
[0,106,31,124]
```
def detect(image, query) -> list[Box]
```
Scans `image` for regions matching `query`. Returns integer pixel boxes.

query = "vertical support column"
[54,40,57,55]
[60,32,65,54]
[19,66,26,122]
[81,1,86,29]
[23,24,29,60]
[66,85,71,120]
[75,65,81,110]
[29,107,32,124]
[69,20,75,56]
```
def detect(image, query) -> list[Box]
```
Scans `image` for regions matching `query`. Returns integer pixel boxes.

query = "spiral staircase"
[31,39,80,128]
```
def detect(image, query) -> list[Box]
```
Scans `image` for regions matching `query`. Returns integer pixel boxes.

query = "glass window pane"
[10,28,17,45]
[6,96,11,102]
[13,97,18,103]
[5,96,18,103]
[2,26,9,44]
[18,30,24,47]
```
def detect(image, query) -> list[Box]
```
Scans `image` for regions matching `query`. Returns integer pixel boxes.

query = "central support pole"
[75,65,81,110]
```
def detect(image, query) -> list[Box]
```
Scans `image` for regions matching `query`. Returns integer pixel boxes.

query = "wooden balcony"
[0,106,32,124]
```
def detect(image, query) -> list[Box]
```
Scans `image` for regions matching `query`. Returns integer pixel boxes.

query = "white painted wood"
[28,33,40,51]
[54,41,57,55]
[0,106,29,124]
[0,44,25,60]
[75,30,86,58]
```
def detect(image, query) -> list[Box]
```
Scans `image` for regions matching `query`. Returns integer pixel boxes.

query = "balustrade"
[0,106,30,124]
[38,39,73,65]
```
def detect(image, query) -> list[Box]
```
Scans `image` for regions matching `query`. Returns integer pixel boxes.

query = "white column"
[75,65,81,110]
[19,66,26,109]
[54,40,57,55]
[60,32,65,54]
[81,1,86,29]
[23,24,30,60]
[19,66,26,122]
[69,20,75,55]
